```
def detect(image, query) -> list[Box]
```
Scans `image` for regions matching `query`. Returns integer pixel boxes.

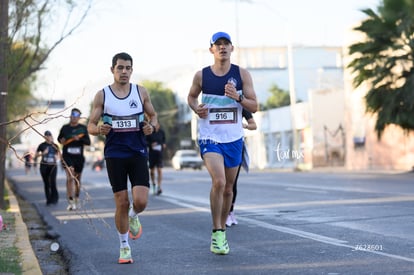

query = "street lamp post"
[231,0,299,170]
[287,40,299,169]
[231,0,252,64]
[261,3,299,170]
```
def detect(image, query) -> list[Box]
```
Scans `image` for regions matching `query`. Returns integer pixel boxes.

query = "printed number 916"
[215,113,228,120]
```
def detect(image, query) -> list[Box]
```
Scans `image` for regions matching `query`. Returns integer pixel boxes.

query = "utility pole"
[0,0,9,209]
[287,41,299,170]
[232,0,251,64]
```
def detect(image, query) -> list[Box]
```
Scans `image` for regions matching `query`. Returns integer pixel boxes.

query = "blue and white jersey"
[102,84,147,158]
[198,64,244,143]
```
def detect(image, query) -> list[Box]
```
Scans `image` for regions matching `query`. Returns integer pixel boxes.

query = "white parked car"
[171,149,203,170]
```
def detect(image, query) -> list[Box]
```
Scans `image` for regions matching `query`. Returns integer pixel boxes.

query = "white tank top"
[102,84,148,158]
[102,84,145,130]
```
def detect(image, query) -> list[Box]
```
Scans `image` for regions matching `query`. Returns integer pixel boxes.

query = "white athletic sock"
[128,205,138,217]
[118,232,129,248]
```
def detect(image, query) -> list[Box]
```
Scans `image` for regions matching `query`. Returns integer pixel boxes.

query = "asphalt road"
[7,167,414,274]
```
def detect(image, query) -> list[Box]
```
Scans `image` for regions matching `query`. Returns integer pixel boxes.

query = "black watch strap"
[237,94,244,103]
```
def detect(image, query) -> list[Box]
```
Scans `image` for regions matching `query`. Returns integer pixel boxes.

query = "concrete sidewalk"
[5,179,42,275]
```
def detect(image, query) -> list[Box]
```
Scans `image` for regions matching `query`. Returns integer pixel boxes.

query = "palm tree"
[347,0,414,138]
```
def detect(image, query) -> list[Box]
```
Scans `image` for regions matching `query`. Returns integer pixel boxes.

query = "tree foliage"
[7,0,91,126]
[347,0,414,138]
[7,45,37,122]
[261,83,290,110]
[0,0,91,209]
[142,80,185,158]
[142,80,177,128]
[8,0,91,86]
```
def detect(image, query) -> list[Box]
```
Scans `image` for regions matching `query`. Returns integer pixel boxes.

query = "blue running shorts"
[198,138,243,168]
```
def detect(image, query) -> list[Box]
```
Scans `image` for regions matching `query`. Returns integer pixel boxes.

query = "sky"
[35,0,381,113]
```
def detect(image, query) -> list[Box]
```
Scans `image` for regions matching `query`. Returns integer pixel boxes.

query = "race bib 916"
[209,108,238,124]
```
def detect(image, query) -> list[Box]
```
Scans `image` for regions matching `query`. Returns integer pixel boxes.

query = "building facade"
[168,44,414,172]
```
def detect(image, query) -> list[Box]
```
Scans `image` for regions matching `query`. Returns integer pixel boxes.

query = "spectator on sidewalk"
[23,151,33,175]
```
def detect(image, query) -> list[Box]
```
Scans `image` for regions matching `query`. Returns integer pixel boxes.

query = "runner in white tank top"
[87,52,159,264]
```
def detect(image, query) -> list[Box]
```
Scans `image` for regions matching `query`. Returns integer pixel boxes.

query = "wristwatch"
[236,94,244,103]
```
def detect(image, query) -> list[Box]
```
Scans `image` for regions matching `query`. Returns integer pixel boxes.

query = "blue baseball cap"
[210,32,232,45]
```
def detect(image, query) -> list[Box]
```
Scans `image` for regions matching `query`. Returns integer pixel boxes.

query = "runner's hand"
[142,121,155,136]
[195,103,208,119]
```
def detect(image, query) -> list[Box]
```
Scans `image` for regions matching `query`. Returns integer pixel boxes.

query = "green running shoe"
[210,231,230,255]
[118,246,133,264]
[129,214,143,240]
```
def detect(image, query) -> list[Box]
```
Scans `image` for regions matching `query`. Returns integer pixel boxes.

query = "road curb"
[5,179,42,275]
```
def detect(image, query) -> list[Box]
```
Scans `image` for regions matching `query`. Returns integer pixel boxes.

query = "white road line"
[240,216,348,245]
[160,196,210,213]
[160,194,414,263]
[238,216,414,263]
[286,187,328,194]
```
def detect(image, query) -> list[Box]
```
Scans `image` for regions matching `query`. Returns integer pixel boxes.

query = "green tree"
[261,83,290,110]
[6,0,91,133]
[0,0,91,209]
[347,0,414,138]
[142,80,184,159]
[6,45,37,133]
